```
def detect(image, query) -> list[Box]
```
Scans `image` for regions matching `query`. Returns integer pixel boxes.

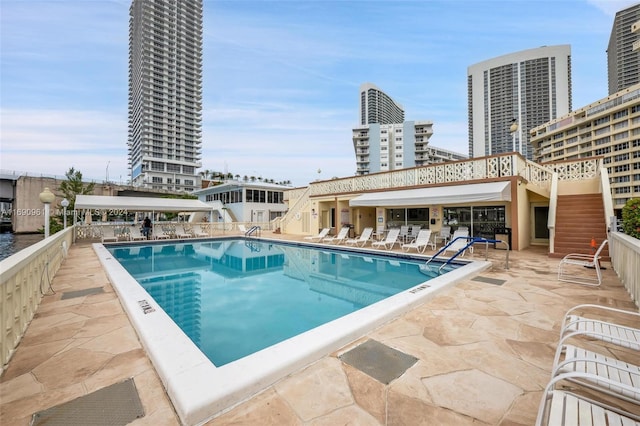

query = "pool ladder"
[424,236,510,273]
[244,225,261,237]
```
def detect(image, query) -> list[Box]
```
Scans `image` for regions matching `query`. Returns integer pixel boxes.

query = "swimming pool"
[109,239,455,367]
[95,237,490,425]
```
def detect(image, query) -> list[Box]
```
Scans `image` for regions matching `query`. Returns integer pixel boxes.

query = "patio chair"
[100,226,118,243]
[551,340,640,405]
[557,239,608,286]
[129,226,147,241]
[535,372,640,426]
[175,225,192,239]
[442,230,472,257]
[304,228,330,241]
[559,304,640,351]
[399,225,411,243]
[192,224,209,238]
[345,227,373,247]
[371,228,401,250]
[435,226,451,246]
[322,227,350,244]
[402,229,435,253]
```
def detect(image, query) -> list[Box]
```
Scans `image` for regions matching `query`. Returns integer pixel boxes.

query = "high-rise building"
[467,45,572,160]
[607,3,640,94]
[359,83,405,125]
[530,83,640,211]
[128,0,203,192]
[353,121,467,175]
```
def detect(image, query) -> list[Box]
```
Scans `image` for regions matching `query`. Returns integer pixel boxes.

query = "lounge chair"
[551,341,640,404]
[129,226,147,241]
[192,224,209,238]
[402,229,435,253]
[100,226,118,243]
[238,224,248,234]
[175,225,192,239]
[322,227,350,244]
[535,373,640,426]
[304,228,330,241]
[442,230,472,257]
[557,239,608,286]
[371,228,401,250]
[345,227,373,247]
[559,304,640,351]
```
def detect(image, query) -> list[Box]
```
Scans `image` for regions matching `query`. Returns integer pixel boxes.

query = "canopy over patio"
[348,181,511,207]
[75,195,214,212]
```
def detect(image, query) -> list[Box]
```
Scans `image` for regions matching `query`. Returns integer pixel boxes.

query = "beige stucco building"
[530,83,640,211]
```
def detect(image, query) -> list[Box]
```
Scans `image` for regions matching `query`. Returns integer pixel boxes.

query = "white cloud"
[587,0,639,16]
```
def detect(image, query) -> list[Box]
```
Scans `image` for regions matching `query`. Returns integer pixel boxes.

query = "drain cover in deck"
[471,276,506,286]
[31,378,144,426]
[60,287,104,300]
[339,339,418,384]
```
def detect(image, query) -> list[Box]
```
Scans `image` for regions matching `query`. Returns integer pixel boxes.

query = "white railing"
[0,227,74,373]
[547,173,559,254]
[307,154,557,197]
[609,232,640,309]
[599,165,615,231]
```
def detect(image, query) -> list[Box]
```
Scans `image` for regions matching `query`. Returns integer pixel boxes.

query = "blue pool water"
[108,239,457,366]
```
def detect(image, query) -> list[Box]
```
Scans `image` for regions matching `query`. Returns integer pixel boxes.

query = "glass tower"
[128,0,203,192]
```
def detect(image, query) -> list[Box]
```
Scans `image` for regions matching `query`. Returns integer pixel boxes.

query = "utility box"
[494,227,511,250]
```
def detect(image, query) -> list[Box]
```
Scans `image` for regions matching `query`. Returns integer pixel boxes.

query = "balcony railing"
[305,154,596,197]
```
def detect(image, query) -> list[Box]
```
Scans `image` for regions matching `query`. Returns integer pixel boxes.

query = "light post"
[510,120,518,154]
[61,198,69,228]
[106,161,110,183]
[39,187,55,238]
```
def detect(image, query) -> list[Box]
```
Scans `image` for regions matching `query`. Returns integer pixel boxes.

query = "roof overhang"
[74,195,214,212]
[349,181,511,207]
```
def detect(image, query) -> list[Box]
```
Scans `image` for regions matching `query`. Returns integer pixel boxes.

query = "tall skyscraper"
[128,0,203,192]
[359,83,405,125]
[467,45,572,160]
[607,3,640,95]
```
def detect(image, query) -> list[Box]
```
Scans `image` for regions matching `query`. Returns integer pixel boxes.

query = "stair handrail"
[547,172,558,255]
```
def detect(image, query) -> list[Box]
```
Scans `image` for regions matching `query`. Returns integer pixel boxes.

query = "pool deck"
[1,232,638,425]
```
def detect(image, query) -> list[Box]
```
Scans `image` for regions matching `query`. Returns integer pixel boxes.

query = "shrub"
[621,198,640,239]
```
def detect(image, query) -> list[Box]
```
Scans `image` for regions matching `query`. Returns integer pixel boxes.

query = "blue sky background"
[1,0,637,187]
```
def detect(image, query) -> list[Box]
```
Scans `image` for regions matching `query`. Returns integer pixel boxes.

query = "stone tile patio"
[1,234,637,425]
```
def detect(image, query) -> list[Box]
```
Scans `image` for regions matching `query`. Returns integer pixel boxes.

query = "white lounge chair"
[535,373,640,426]
[345,227,373,247]
[129,226,147,241]
[238,224,248,234]
[560,304,640,351]
[442,230,472,257]
[402,229,435,253]
[304,228,330,241]
[551,341,640,405]
[371,228,401,250]
[192,224,209,238]
[558,239,608,286]
[322,227,350,244]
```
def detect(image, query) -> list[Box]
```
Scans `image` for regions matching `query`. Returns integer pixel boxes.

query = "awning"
[75,195,214,212]
[349,181,511,207]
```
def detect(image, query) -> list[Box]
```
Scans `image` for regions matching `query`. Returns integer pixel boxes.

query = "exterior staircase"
[552,193,609,260]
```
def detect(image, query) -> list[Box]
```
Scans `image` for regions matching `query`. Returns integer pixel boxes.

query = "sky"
[1,0,638,187]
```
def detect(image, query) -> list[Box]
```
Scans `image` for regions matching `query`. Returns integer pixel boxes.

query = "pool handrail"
[426,236,509,272]
[245,225,261,237]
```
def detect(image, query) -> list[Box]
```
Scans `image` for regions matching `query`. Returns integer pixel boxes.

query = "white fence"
[0,227,73,373]
[609,232,640,309]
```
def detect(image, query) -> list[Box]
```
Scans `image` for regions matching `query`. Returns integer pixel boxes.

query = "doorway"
[531,204,549,245]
